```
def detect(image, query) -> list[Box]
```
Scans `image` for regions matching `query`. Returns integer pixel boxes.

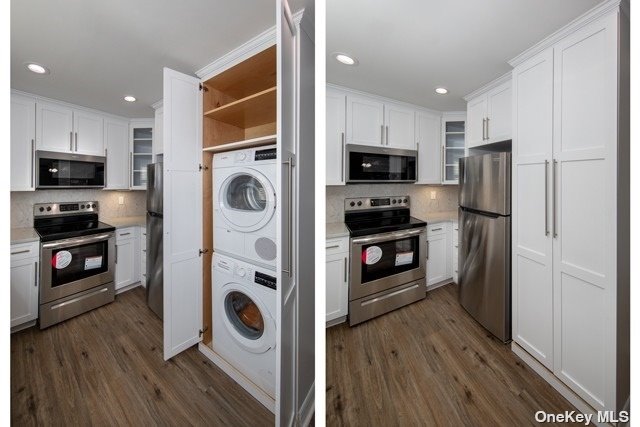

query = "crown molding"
[508,0,623,67]
[463,71,512,101]
[151,100,163,110]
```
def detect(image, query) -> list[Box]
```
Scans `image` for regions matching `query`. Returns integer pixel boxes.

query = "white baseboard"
[299,381,315,426]
[326,316,346,328]
[11,320,36,333]
[198,342,276,414]
[115,281,142,295]
[427,278,454,291]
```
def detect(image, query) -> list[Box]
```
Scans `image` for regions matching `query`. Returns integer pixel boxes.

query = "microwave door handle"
[351,228,424,245]
[41,233,114,249]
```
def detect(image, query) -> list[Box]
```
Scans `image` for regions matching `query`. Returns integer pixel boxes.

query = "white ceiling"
[11,0,307,118]
[327,0,602,111]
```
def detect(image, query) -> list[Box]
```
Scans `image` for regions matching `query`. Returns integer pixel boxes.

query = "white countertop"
[10,227,40,245]
[417,210,458,224]
[326,222,350,239]
[102,215,147,228]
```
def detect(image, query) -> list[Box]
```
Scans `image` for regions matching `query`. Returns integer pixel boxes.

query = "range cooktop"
[33,202,115,242]
[344,196,427,237]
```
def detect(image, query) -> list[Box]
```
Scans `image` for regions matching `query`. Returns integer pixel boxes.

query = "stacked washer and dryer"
[211,145,278,399]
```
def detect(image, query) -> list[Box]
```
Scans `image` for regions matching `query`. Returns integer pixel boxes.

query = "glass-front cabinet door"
[130,120,153,190]
[442,116,465,184]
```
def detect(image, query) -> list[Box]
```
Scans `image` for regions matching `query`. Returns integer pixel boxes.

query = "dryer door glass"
[225,291,264,339]
[225,175,266,212]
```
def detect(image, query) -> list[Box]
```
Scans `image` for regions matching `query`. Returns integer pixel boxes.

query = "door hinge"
[199,83,208,92]
[199,164,209,171]
[198,249,209,256]
[198,326,208,337]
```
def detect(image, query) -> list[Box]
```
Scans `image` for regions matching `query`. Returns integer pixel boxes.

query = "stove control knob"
[392,199,397,204]
[46,206,52,212]
[357,201,362,207]
[403,198,408,203]
[81,204,85,209]
[92,203,97,208]
[237,268,246,278]
[349,201,355,207]
[39,207,44,212]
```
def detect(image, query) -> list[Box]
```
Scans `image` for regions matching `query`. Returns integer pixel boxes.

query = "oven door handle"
[351,228,425,245]
[41,233,115,249]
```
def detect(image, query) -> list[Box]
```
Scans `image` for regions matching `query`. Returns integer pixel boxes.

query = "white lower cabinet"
[115,227,139,291]
[426,222,452,288]
[326,237,349,325]
[452,221,459,283]
[10,242,40,329]
[140,226,147,287]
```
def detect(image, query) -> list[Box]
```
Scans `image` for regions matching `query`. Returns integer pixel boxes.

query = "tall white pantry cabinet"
[511,1,629,415]
[161,1,314,426]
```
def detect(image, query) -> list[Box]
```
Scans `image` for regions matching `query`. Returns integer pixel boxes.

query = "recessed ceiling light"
[334,53,358,66]
[26,63,49,74]
[124,96,136,102]
[435,87,448,94]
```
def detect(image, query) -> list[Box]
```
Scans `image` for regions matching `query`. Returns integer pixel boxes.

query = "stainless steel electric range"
[344,196,427,326]
[34,201,116,328]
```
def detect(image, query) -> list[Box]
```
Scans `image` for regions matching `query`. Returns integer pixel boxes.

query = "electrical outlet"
[430,191,437,200]
[118,196,124,205]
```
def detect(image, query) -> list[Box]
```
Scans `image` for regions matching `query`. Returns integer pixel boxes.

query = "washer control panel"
[214,254,277,290]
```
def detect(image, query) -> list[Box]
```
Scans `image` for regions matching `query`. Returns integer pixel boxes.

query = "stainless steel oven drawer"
[349,279,426,326]
[39,282,115,329]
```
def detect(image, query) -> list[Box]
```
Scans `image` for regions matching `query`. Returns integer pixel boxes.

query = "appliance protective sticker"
[53,251,72,269]
[84,256,103,270]
[364,246,382,265]
[395,252,414,266]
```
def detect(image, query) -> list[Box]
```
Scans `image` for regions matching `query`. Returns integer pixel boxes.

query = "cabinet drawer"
[116,227,137,242]
[326,237,349,255]
[10,242,40,261]
[427,222,448,237]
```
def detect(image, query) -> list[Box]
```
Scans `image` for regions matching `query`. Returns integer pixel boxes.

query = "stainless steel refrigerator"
[146,163,163,319]
[458,152,511,342]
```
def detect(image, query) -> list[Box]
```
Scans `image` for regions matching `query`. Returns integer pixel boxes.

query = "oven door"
[346,144,417,183]
[349,228,426,300]
[40,232,115,304]
[36,150,106,188]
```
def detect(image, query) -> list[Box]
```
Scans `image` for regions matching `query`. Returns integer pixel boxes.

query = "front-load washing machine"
[212,252,277,398]
[213,145,277,269]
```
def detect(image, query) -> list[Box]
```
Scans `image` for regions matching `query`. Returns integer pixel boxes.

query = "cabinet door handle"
[416,142,420,181]
[482,118,486,140]
[431,227,443,231]
[426,240,430,260]
[344,257,348,282]
[341,132,345,182]
[486,117,490,140]
[34,261,38,287]
[115,245,118,264]
[544,160,549,236]
[70,131,73,151]
[119,232,131,236]
[104,148,108,187]
[11,249,30,255]
[553,159,558,238]
[380,125,384,145]
[386,125,389,145]
[31,139,35,188]
[326,244,340,249]
[282,157,295,277]
[75,132,78,151]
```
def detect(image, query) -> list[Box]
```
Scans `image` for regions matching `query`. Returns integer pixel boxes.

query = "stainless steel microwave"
[36,151,106,189]
[346,144,417,183]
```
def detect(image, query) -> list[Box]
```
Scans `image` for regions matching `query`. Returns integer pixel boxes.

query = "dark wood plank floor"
[11,287,274,426]
[326,283,580,426]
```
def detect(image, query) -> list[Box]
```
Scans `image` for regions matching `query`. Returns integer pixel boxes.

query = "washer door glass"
[225,291,264,340]
[226,175,266,212]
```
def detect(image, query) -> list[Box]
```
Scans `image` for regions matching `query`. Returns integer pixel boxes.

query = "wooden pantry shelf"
[202,134,277,153]
[203,86,276,129]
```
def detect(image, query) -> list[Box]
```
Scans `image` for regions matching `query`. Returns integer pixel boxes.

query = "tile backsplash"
[326,184,459,223]
[11,190,146,228]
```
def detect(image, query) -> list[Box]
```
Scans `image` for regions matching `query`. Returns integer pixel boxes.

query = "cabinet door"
[466,96,486,148]
[346,94,384,146]
[442,117,466,184]
[326,252,348,323]
[551,13,617,412]
[487,82,512,143]
[512,49,554,370]
[10,257,39,328]
[115,239,135,290]
[154,106,164,159]
[415,112,441,184]
[130,124,154,190]
[11,94,36,191]
[426,234,447,286]
[73,110,104,155]
[326,88,346,185]
[36,101,74,152]
[384,102,415,149]
[104,118,130,189]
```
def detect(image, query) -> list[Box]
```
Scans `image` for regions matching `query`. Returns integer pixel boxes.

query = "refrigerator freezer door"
[146,212,163,319]
[458,208,511,341]
[147,163,163,214]
[459,152,511,215]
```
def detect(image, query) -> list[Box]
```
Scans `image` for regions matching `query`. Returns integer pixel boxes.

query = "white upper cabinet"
[465,78,511,147]
[36,100,74,152]
[442,116,466,184]
[130,121,154,190]
[415,111,441,184]
[326,87,346,185]
[10,94,36,191]
[153,104,164,160]
[104,118,130,190]
[384,102,415,149]
[73,109,104,156]
[346,94,385,147]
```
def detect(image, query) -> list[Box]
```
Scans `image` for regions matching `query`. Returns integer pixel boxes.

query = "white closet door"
[10,94,36,191]
[277,0,297,424]
[512,48,554,370]
[552,13,617,411]
[162,67,203,360]
[415,112,441,184]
